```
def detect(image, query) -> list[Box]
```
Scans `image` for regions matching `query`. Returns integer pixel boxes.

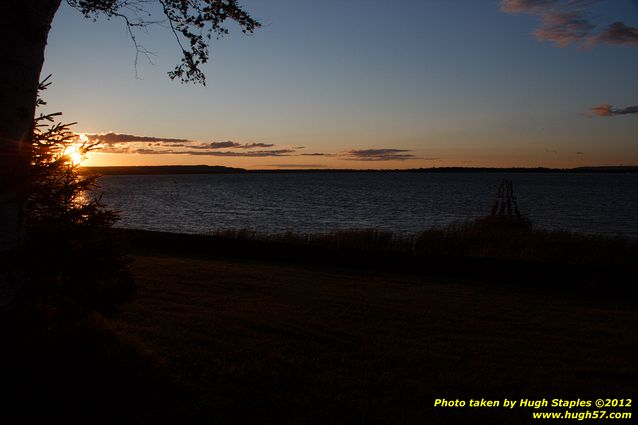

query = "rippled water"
[96,172,638,238]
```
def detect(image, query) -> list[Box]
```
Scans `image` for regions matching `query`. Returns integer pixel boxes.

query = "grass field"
[107,251,638,424]
[5,232,638,424]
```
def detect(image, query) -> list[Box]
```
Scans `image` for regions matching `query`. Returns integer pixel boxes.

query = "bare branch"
[66,0,261,85]
[113,11,157,79]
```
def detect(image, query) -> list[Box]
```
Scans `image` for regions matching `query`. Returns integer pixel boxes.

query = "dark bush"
[24,78,133,322]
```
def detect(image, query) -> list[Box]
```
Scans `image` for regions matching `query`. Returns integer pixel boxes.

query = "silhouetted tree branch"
[66,0,261,84]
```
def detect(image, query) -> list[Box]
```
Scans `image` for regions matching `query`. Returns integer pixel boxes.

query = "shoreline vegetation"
[118,220,637,300]
[81,164,638,175]
[6,220,638,423]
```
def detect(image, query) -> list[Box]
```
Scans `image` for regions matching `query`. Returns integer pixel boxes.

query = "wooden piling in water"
[491,179,522,220]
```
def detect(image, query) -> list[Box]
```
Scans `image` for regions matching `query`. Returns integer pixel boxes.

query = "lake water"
[96,172,638,238]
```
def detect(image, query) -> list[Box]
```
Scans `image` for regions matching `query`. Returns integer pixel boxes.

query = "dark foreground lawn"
[5,239,638,424]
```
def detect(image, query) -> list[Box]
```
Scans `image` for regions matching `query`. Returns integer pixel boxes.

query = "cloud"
[85,132,190,145]
[590,21,638,47]
[94,146,134,154]
[499,0,638,48]
[85,133,277,150]
[207,141,239,149]
[500,0,559,14]
[340,149,417,161]
[117,147,420,161]
[132,148,294,157]
[196,141,275,149]
[264,164,326,168]
[586,103,638,117]
[243,142,276,149]
[533,12,595,47]
[84,132,427,162]
[589,103,614,116]
[82,131,293,156]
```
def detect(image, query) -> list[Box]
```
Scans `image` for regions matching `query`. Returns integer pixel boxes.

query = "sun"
[66,145,84,165]
[63,134,90,166]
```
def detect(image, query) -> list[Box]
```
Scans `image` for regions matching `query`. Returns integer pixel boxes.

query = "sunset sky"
[42,0,638,169]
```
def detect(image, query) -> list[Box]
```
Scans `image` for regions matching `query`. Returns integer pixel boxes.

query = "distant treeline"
[81,165,638,176]
[82,165,246,175]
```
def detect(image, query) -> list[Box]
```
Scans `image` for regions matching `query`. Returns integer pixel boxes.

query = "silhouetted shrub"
[24,78,133,322]
[413,217,636,265]
[204,220,636,267]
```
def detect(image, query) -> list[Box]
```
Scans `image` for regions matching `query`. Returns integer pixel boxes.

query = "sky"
[42,0,638,169]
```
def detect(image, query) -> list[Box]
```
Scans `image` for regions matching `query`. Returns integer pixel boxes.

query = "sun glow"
[64,134,89,166]
[68,145,84,165]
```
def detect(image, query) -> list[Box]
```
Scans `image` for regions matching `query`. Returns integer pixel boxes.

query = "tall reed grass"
[206,217,637,267]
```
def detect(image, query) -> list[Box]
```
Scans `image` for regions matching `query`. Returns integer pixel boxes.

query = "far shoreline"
[82,164,638,176]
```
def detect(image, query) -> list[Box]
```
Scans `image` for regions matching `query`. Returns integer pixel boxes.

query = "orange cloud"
[585,103,638,117]
[500,0,638,49]
[533,12,594,47]
[340,149,419,161]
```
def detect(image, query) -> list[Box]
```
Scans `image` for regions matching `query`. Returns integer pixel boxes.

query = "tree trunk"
[0,0,61,311]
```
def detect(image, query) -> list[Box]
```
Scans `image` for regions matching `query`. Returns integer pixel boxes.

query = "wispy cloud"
[132,148,294,157]
[95,146,134,154]
[242,142,276,149]
[84,132,291,156]
[206,141,238,149]
[85,132,190,145]
[534,11,595,47]
[584,103,638,117]
[264,164,326,168]
[340,149,417,161]
[82,133,432,163]
[590,21,638,47]
[500,0,560,14]
[499,0,638,48]
[201,141,275,149]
